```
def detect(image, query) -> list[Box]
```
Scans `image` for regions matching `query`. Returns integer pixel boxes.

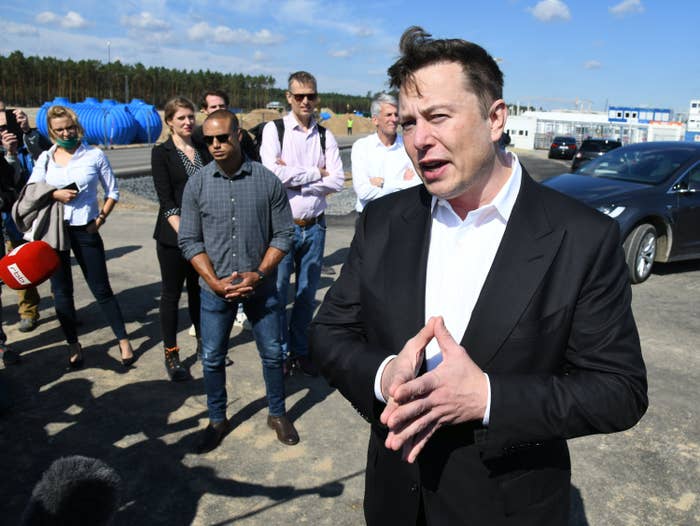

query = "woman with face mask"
[26,105,135,369]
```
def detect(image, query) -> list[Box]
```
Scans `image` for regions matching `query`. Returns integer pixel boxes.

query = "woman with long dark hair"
[152,96,211,381]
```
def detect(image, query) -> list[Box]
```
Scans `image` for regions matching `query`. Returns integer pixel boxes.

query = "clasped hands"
[212,271,260,300]
[379,316,488,463]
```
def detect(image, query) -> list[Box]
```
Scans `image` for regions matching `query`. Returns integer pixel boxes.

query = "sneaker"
[18,318,38,333]
[0,343,21,366]
[188,324,196,337]
[233,312,248,328]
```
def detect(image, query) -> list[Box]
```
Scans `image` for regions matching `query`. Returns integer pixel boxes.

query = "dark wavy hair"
[388,26,503,118]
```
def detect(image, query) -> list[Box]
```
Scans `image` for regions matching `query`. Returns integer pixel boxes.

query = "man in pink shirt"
[260,71,344,376]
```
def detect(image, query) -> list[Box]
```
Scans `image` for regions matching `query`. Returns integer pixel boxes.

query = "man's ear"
[488,99,508,143]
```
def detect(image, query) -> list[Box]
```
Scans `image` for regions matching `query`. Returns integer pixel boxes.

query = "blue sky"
[1,1,698,115]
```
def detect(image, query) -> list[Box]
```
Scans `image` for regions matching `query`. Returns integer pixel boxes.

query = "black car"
[543,142,700,283]
[571,138,622,171]
[548,136,577,160]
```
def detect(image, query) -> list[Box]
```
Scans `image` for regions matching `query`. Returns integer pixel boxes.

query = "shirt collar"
[430,151,522,224]
[284,112,317,132]
[212,159,252,179]
[370,132,403,151]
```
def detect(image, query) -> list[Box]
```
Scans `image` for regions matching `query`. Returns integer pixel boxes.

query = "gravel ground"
[117,146,358,215]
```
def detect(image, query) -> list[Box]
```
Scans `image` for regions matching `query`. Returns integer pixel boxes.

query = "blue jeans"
[50,225,128,344]
[276,219,326,359]
[200,280,285,422]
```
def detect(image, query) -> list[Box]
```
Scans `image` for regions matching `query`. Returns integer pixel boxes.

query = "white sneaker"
[233,312,247,328]
[188,324,196,337]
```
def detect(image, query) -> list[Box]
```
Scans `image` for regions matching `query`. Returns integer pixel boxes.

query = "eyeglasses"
[290,92,318,102]
[203,133,231,145]
[52,125,77,134]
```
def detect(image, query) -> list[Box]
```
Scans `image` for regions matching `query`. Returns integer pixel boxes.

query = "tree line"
[0,51,371,113]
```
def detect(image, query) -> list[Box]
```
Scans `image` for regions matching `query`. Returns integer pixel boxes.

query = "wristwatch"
[255,269,265,282]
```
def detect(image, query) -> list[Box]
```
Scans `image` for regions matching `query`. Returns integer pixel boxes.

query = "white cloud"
[253,50,267,61]
[329,49,351,58]
[3,21,39,36]
[120,12,170,30]
[35,10,89,29]
[584,60,602,70]
[528,0,571,22]
[609,0,645,16]
[187,23,283,45]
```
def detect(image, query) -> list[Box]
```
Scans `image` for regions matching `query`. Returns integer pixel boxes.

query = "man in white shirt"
[309,26,647,525]
[351,93,421,213]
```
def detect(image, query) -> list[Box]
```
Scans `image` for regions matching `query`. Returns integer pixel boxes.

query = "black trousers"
[155,242,200,349]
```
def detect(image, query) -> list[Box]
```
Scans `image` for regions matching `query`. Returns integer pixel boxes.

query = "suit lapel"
[387,187,433,335]
[463,172,565,366]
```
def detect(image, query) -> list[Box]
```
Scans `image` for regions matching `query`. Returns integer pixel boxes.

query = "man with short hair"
[260,71,344,376]
[351,93,421,213]
[310,27,647,525]
[199,90,229,114]
[179,109,299,453]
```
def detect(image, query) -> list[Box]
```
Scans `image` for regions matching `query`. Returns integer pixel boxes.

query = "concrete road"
[105,145,153,177]
[104,133,367,178]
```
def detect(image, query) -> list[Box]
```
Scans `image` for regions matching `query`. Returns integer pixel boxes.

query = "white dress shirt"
[28,144,120,226]
[351,133,421,212]
[374,153,523,426]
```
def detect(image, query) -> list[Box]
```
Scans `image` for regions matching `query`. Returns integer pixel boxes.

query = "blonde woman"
[27,105,135,368]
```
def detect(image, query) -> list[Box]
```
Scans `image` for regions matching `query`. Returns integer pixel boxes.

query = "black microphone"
[21,455,122,526]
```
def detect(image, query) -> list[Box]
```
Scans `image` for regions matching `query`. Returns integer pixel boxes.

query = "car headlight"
[597,205,626,218]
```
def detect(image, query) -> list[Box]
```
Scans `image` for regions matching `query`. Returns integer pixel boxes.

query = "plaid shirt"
[179,159,293,295]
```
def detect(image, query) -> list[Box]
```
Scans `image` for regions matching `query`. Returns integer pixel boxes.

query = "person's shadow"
[569,485,590,525]
[1,373,354,524]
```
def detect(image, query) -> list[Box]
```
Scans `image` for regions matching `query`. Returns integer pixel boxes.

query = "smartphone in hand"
[62,182,81,192]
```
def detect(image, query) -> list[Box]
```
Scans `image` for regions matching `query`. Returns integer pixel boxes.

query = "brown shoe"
[267,414,299,445]
[196,419,232,454]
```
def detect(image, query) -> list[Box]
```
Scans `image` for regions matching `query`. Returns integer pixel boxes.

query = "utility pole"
[107,41,113,99]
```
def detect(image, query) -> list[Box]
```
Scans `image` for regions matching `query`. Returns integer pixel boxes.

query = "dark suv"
[548,136,578,160]
[571,139,622,171]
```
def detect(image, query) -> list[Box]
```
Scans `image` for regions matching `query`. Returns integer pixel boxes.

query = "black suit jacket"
[309,170,648,525]
[151,137,211,247]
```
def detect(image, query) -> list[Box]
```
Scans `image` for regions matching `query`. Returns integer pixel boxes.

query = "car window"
[686,164,700,191]
[581,142,603,152]
[578,147,696,184]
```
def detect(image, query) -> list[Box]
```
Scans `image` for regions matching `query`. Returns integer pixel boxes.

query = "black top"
[151,136,212,247]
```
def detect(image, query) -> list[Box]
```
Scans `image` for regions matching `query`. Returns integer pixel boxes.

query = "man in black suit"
[309,27,648,525]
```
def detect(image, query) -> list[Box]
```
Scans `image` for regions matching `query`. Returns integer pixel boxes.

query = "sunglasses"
[203,133,231,145]
[290,92,318,102]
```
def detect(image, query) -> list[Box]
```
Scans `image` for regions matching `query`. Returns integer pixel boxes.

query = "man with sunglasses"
[179,110,298,452]
[259,71,344,377]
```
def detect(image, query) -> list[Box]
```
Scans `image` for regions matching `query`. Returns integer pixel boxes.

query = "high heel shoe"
[119,343,136,367]
[68,343,84,369]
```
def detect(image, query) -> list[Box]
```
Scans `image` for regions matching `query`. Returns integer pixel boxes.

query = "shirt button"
[410,483,419,493]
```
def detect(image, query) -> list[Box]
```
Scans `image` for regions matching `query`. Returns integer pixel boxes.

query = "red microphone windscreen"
[0,241,60,290]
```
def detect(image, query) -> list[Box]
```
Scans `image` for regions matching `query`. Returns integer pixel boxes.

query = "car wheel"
[623,224,657,284]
